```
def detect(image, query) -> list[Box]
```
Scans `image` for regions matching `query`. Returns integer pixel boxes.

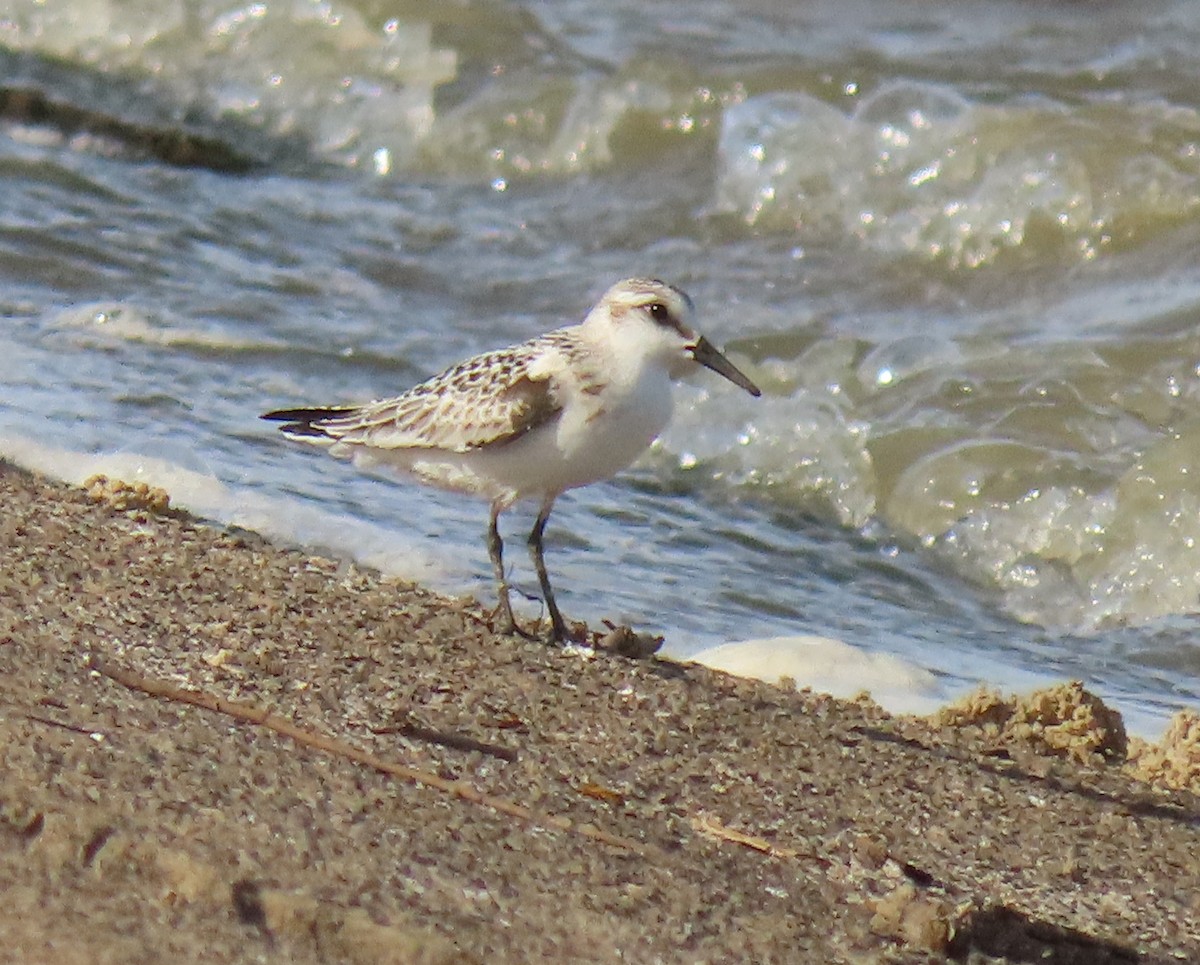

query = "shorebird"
[262,277,761,642]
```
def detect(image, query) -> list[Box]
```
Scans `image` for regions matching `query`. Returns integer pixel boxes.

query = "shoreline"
[1,462,1198,963]
[7,434,1189,742]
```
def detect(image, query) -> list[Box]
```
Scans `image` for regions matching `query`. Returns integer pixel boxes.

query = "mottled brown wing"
[309,355,562,453]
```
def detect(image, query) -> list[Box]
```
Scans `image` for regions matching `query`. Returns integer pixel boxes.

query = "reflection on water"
[4,0,1200,731]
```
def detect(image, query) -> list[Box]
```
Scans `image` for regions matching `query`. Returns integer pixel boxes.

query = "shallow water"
[4,0,1200,734]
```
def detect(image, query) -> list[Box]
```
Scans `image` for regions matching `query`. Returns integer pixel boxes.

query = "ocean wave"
[1,0,455,170]
[713,83,1200,268]
[660,312,1200,633]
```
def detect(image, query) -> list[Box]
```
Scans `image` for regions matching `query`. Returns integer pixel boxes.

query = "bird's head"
[588,278,761,397]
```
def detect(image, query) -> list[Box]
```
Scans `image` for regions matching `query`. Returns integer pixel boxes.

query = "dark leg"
[488,500,527,637]
[528,497,569,642]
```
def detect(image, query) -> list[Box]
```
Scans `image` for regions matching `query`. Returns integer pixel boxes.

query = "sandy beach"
[0,460,1197,964]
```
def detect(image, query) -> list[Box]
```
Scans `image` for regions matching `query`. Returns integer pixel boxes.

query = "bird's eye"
[647,302,670,324]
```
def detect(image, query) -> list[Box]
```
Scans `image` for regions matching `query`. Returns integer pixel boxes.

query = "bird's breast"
[552,366,673,477]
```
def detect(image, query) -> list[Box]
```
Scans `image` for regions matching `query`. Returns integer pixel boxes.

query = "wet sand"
[1,461,1197,964]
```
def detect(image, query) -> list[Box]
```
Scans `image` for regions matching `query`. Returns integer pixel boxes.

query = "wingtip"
[261,405,357,422]
[260,406,358,441]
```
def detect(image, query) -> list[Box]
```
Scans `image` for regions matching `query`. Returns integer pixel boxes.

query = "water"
[4,0,1200,736]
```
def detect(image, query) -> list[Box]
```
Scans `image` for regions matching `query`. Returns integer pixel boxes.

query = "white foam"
[690,634,1179,739]
[49,302,264,352]
[0,434,449,586]
[689,634,947,716]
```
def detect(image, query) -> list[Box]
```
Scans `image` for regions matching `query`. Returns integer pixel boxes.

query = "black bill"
[691,336,762,397]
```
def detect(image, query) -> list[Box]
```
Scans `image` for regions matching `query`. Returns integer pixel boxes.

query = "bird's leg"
[486,502,511,630]
[487,501,520,636]
[528,497,569,643]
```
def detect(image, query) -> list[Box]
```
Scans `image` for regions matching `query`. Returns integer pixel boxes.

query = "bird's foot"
[523,614,576,645]
[548,616,572,646]
[489,598,582,645]
[545,602,588,646]
[491,605,541,641]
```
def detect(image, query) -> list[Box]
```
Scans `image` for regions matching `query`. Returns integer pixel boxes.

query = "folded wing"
[262,347,562,453]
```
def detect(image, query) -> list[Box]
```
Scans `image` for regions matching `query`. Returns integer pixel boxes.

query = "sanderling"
[262,277,761,642]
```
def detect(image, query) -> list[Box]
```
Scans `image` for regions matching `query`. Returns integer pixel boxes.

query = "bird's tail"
[260,406,358,441]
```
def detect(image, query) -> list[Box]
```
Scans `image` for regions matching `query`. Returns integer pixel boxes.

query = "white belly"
[355,369,674,504]
[470,374,673,498]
